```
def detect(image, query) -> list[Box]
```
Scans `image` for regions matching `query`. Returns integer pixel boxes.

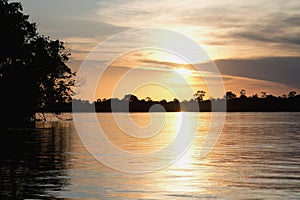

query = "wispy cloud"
[94,0,300,59]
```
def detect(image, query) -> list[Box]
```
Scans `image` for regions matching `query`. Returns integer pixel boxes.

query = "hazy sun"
[161,54,188,64]
[174,68,194,76]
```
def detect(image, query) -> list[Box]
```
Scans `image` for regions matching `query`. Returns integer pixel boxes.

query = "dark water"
[1,113,300,199]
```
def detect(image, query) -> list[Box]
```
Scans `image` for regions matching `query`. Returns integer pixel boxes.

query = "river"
[1,112,300,199]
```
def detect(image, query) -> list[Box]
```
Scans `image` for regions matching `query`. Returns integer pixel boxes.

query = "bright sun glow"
[160,54,188,64]
[174,68,194,76]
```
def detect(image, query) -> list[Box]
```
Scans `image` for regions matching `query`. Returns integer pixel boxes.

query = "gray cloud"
[134,56,300,89]
[50,20,127,39]
[178,3,300,50]
[20,0,128,39]
[20,0,300,56]
[226,13,300,45]
[213,57,300,89]
[284,16,300,26]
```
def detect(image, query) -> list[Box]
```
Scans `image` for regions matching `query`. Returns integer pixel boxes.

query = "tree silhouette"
[0,0,75,127]
[145,97,152,102]
[225,91,237,100]
[123,94,139,103]
[288,91,296,98]
[194,90,206,102]
[240,89,247,99]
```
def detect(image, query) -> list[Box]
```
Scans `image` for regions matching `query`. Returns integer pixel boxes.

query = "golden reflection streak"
[99,113,179,154]
[70,113,220,199]
[100,112,213,194]
[155,112,213,194]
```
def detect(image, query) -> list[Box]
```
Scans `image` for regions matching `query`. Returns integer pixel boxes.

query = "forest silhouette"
[0,0,75,127]
[50,90,300,114]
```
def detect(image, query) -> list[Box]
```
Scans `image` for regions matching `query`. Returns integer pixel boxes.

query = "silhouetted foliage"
[225,91,237,100]
[0,0,75,127]
[194,90,206,102]
[240,89,247,99]
[288,91,296,98]
[47,90,300,113]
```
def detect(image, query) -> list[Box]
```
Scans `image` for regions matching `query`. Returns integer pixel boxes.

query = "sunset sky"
[19,0,300,101]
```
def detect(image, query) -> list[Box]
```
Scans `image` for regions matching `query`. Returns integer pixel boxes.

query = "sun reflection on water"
[24,112,300,199]
[71,112,218,199]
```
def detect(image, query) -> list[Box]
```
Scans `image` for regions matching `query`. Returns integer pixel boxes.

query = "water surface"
[1,112,300,199]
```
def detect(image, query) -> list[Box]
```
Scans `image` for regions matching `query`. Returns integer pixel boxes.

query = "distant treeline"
[43,90,300,112]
